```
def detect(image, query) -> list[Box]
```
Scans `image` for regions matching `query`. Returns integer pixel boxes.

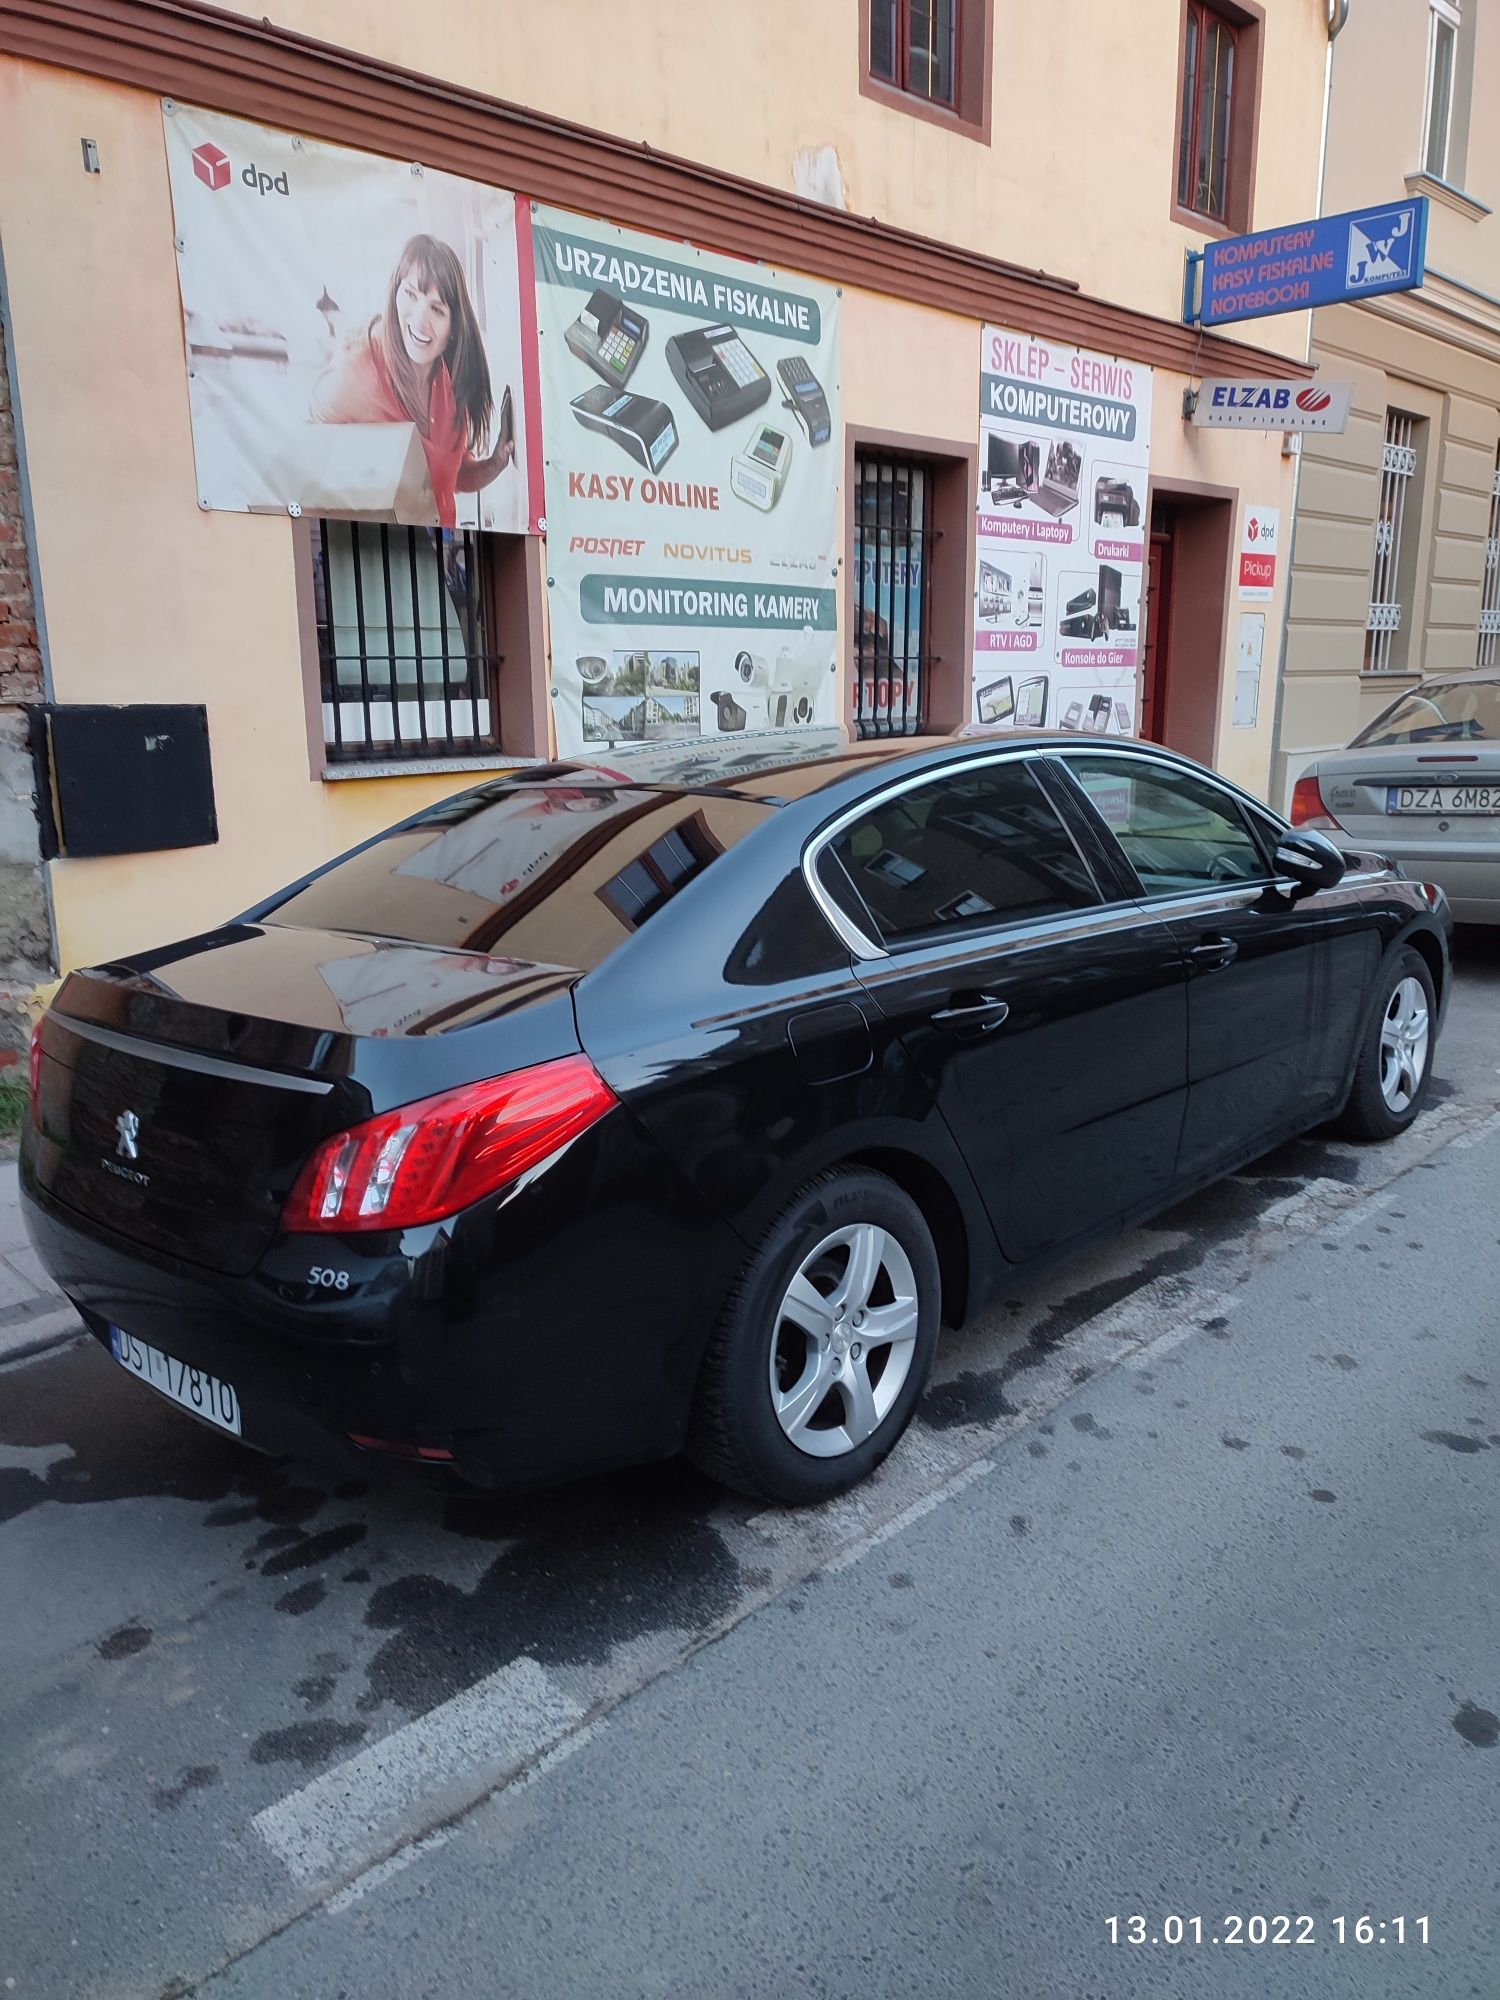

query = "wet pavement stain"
[1453,1701,1499,1749]
[1421,1430,1488,1454]
[251,1719,367,1771]
[1309,1490,1337,1503]
[1221,1435,1251,1451]
[276,1580,328,1616]
[1010,1515,1030,1537]
[261,1524,368,1576]
[888,1572,915,1590]
[1280,1445,1307,1461]
[98,1624,151,1661]
[1069,1413,1112,1440]
[921,1368,1019,1429]
[361,1463,743,1715]
[294,1673,337,1711]
[153,1764,219,1812]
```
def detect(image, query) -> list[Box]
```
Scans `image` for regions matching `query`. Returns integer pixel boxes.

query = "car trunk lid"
[26,923,582,1276]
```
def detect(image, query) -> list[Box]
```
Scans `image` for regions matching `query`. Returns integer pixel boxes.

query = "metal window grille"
[852,452,936,739]
[1365,412,1418,675]
[312,520,502,762]
[1479,453,1500,666]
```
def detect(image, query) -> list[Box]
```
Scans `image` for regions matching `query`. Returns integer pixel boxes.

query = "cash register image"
[666,323,772,431]
[569,385,679,472]
[565,288,649,387]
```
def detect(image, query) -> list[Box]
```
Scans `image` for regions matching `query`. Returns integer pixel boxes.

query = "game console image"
[1094,475,1140,529]
[1057,565,1135,643]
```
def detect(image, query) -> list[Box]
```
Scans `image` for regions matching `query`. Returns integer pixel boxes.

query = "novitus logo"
[1296,387,1333,414]
[191,141,231,191]
[190,138,290,197]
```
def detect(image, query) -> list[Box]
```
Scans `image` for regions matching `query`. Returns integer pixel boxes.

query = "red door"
[1139,529,1173,744]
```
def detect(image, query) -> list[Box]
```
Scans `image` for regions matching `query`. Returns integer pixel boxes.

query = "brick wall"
[0,299,53,1068]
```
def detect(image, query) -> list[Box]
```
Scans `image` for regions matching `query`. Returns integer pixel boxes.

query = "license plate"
[1386,783,1500,815]
[108,1327,242,1436]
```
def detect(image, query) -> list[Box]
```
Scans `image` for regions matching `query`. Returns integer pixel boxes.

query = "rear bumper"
[19,1111,741,1489]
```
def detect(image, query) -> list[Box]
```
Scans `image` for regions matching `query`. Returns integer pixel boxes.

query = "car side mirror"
[1274,827,1347,899]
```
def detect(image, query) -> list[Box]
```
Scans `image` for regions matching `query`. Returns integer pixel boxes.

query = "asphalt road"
[2,931,1498,2000]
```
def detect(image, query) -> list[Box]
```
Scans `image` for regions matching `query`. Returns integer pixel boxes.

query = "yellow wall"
[214,0,1328,363]
[1,45,1306,974]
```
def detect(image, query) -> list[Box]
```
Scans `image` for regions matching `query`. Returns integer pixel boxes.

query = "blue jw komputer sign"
[1184,197,1429,328]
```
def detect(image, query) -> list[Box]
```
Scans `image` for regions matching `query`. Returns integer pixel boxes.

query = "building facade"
[1278,0,1500,801]
[0,0,1332,1014]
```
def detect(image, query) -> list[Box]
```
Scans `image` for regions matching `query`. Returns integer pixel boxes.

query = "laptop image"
[1031,438,1082,519]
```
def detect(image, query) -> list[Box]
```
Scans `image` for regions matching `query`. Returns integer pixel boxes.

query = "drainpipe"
[1268,1,1346,805]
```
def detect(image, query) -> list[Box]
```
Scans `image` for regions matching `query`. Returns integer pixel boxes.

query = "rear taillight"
[283,1055,617,1234]
[27,1017,43,1127]
[1290,775,1342,830]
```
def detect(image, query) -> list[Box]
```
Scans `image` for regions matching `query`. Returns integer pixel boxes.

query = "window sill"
[1169,199,1249,243]
[1404,170,1491,222]
[858,71,990,144]
[1358,669,1421,684]
[321,752,548,782]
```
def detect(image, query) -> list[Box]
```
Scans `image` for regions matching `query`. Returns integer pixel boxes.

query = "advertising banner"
[974,327,1152,736]
[162,104,534,532]
[533,207,841,757]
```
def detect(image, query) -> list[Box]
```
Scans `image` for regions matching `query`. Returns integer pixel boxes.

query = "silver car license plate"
[1386,783,1500,815]
[108,1327,242,1435]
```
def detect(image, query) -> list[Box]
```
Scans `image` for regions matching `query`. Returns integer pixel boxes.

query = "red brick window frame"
[861,0,993,143]
[1171,0,1264,238]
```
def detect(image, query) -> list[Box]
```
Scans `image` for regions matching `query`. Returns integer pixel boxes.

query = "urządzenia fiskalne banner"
[973,326,1153,737]
[162,103,534,534]
[533,207,841,758]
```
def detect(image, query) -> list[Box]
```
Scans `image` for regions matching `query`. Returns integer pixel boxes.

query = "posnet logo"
[1296,387,1333,414]
[191,141,231,192]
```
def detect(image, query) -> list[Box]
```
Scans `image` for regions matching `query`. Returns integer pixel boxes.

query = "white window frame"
[1422,0,1461,181]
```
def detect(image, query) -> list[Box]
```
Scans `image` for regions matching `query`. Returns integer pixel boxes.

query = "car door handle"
[1187,934,1239,970]
[930,991,1011,1035]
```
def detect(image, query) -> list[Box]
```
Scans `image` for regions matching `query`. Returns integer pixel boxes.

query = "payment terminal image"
[777,356,832,446]
[565,288,649,387]
[666,323,772,431]
[569,385,679,472]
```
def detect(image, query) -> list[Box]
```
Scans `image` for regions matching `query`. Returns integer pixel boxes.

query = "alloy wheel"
[768,1223,920,1458]
[1379,975,1430,1114]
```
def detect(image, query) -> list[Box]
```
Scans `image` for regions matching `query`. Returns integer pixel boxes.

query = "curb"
[0,1304,84,1367]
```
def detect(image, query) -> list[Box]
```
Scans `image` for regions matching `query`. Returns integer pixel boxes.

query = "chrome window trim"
[801,743,1107,963]
[848,894,1181,991]
[48,1013,335,1095]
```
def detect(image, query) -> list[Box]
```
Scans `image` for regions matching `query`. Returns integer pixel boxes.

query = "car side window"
[1061,755,1271,897]
[823,759,1100,946]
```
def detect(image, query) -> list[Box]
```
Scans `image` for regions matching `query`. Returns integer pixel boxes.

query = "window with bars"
[1177,1,1239,223]
[1423,0,1461,180]
[869,0,959,108]
[852,452,936,739]
[312,519,502,763]
[1365,412,1419,676]
[1478,451,1500,667]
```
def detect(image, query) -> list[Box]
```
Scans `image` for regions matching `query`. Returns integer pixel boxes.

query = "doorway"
[1141,486,1234,766]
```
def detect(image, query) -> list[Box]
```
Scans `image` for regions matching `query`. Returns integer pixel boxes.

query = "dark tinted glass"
[1353,679,1500,746]
[1063,755,1269,894]
[826,760,1099,944]
[265,781,773,969]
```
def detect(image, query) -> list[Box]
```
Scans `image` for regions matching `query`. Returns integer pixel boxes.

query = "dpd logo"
[191,141,231,191]
[190,137,290,198]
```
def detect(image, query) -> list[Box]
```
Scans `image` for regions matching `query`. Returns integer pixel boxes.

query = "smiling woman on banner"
[310,233,515,527]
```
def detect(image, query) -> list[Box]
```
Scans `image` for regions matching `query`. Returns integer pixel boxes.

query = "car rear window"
[1353,680,1500,746]
[265,780,774,968]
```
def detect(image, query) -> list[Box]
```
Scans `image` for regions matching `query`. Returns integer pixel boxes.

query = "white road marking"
[254,1654,584,1885]
[824,1457,995,1573]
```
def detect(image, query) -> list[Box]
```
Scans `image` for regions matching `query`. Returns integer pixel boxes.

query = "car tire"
[687,1168,941,1505]
[1335,946,1437,1142]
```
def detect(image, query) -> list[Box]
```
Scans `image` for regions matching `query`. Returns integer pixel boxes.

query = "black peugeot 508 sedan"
[21,736,1450,1504]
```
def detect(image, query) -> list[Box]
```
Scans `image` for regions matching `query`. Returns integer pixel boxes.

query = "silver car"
[1291,669,1500,924]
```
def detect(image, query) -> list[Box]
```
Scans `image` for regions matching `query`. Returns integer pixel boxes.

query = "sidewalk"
[0,1160,81,1363]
